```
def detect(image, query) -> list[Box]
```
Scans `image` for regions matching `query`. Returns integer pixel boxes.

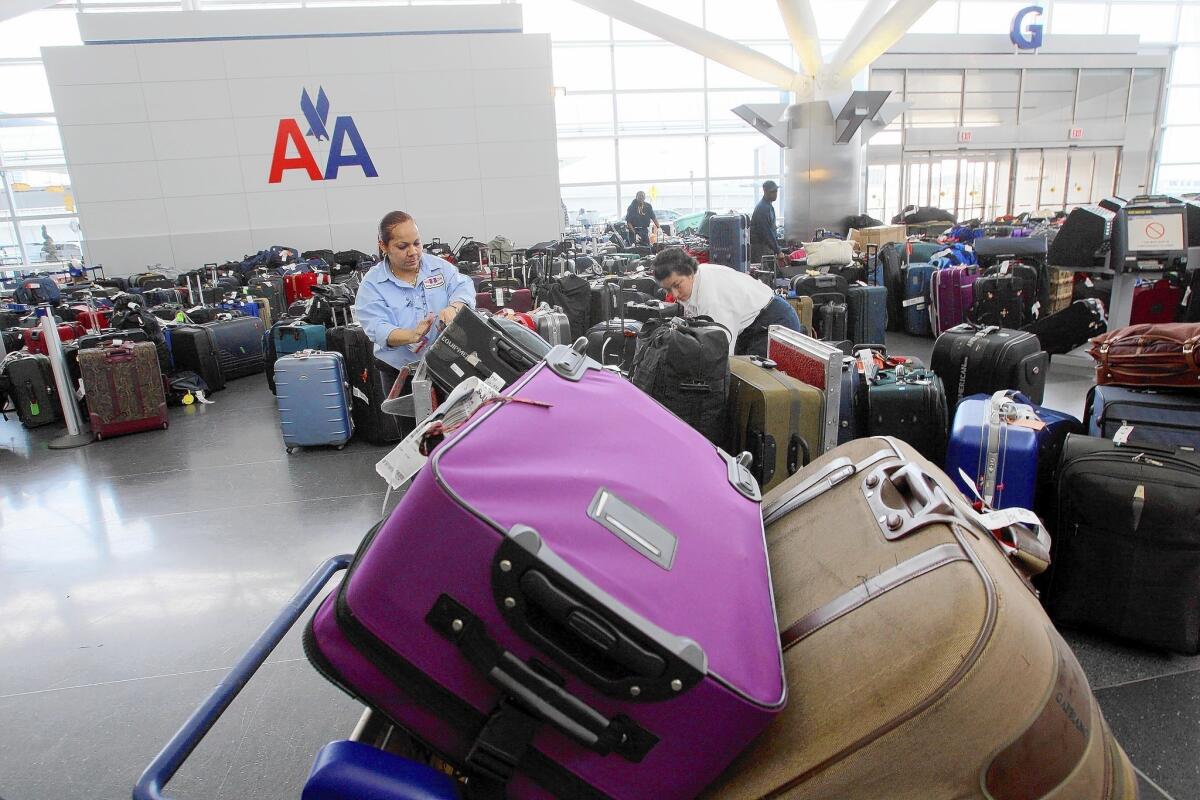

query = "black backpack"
[536,273,591,340]
[630,317,731,446]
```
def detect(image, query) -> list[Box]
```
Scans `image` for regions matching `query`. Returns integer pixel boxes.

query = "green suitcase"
[727,355,824,493]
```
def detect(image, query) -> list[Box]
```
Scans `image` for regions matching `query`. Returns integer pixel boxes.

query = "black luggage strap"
[427,594,657,766]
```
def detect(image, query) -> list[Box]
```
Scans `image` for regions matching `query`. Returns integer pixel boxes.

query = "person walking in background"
[750,180,786,268]
[625,191,659,246]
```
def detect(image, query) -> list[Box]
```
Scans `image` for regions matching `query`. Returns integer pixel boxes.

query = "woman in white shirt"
[653,247,805,357]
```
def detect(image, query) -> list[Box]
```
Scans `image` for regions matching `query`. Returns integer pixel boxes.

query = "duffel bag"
[1089,322,1200,389]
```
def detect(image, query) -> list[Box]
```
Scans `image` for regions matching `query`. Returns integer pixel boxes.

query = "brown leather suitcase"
[1090,322,1200,388]
[786,295,814,334]
[702,436,1139,800]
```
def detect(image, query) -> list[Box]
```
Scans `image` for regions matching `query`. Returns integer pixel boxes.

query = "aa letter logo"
[269,87,378,184]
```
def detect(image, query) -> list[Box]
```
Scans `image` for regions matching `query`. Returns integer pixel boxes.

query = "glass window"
[1013,150,1043,214]
[612,0,702,39]
[958,2,1023,33]
[909,1,963,34]
[965,69,1019,94]
[1181,3,1200,42]
[906,70,963,95]
[813,0,866,42]
[1108,3,1180,43]
[1021,70,1077,126]
[1049,2,1107,35]
[1156,164,1200,195]
[553,46,613,91]
[1040,150,1070,212]
[1160,126,1200,164]
[18,217,82,266]
[708,178,766,215]
[1166,87,1200,125]
[0,221,23,268]
[0,9,82,59]
[621,180,705,216]
[7,167,74,217]
[613,44,705,90]
[0,183,11,217]
[616,92,705,135]
[0,118,64,167]
[708,133,771,178]
[705,0,786,40]
[705,44,795,90]
[556,94,615,137]
[558,138,617,185]
[562,184,620,226]
[708,89,788,132]
[1076,69,1130,125]
[618,136,706,181]
[1173,46,1200,86]
[0,64,54,115]
[519,0,611,41]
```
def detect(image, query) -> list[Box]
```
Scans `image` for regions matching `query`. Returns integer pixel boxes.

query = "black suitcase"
[619,275,659,296]
[878,242,907,331]
[327,323,408,444]
[971,274,1026,327]
[169,325,226,393]
[249,275,287,319]
[863,366,949,463]
[423,307,544,395]
[624,299,682,322]
[1021,298,1107,355]
[1047,435,1200,654]
[4,354,61,428]
[816,301,848,342]
[846,284,887,346]
[982,261,1045,322]
[791,273,848,307]
[536,273,591,339]
[77,328,149,351]
[204,317,265,379]
[629,316,730,445]
[141,287,183,307]
[931,324,1048,411]
[585,319,641,372]
[824,262,866,285]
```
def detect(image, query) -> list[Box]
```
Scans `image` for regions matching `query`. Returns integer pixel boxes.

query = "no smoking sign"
[1145,222,1166,240]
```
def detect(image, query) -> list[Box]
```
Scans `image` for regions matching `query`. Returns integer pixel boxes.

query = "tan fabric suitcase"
[786,296,814,334]
[703,436,1139,800]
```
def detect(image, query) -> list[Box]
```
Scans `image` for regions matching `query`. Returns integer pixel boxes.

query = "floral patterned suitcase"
[78,341,168,439]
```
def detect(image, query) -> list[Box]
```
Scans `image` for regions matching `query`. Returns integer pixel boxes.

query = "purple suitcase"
[929,265,978,335]
[304,342,783,800]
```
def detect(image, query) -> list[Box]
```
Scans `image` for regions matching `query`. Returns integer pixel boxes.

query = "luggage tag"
[1113,424,1135,446]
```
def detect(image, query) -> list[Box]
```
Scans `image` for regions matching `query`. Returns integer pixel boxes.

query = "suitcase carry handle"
[133,555,353,800]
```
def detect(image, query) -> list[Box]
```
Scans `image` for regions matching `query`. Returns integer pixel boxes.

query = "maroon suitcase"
[78,341,168,439]
[1130,278,1183,325]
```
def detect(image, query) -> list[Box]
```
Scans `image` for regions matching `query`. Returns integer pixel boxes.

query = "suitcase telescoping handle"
[133,555,353,800]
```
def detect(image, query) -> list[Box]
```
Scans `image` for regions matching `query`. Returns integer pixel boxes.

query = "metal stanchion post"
[40,305,94,449]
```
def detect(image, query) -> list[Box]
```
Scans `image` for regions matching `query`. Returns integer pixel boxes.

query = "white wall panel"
[329,221,380,252]
[169,230,255,269]
[248,225,332,253]
[412,213,487,248]
[390,35,473,73]
[483,209,563,246]
[82,199,170,239]
[477,141,558,179]
[474,105,556,144]
[223,39,312,80]
[480,176,558,212]
[306,74,394,115]
[404,179,484,217]
[60,123,154,166]
[325,183,408,225]
[164,194,250,235]
[472,68,553,108]
[51,83,147,126]
[394,71,476,110]
[228,77,315,119]
[469,33,551,71]
[397,109,481,147]
[305,37,392,77]
[43,46,140,87]
[245,188,330,229]
[401,144,480,183]
[84,235,176,274]
[158,157,246,199]
[135,42,227,83]
[70,161,162,203]
[151,119,241,161]
[233,116,285,158]
[143,80,233,123]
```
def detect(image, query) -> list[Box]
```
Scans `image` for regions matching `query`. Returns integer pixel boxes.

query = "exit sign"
[1069,127,1084,140]
[958,130,973,143]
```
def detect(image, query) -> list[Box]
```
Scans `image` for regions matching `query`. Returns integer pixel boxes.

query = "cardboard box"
[847,224,906,249]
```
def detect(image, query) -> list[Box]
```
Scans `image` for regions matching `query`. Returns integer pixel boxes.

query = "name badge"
[423,274,445,289]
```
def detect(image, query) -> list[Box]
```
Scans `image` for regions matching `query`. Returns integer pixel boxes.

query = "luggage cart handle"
[132,554,353,800]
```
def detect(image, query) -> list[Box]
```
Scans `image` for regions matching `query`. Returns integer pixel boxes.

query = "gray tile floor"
[0,343,1197,800]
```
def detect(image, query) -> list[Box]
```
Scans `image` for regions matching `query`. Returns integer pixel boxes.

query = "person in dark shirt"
[750,180,786,268]
[625,191,659,245]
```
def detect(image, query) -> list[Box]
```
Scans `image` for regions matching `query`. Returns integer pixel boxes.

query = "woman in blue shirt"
[353,211,476,385]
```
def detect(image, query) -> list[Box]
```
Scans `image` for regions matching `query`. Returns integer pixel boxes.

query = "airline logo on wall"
[1010,5,1045,50]
[268,87,378,183]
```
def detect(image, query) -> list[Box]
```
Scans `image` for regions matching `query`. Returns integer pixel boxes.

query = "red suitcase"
[23,322,86,355]
[284,271,330,305]
[78,342,169,439]
[1130,278,1183,325]
[71,306,111,332]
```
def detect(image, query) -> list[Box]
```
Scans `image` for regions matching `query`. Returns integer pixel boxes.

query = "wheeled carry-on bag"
[931,324,1049,411]
[902,262,935,336]
[815,301,847,343]
[929,265,977,336]
[1084,384,1200,449]
[274,350,353,452]
[530,303,572,346]
[327,323,407,445]
[204,316,265,379]
[4,353,61,428]
[971,274,1026,328]
[78,341,169,440]
[423,307,545,395]
[862,366,948,463]
[700,436,1139,800]
[945,390,1082,512]
[708,213,751,272]
[304,341,785,800]
[168,325,226,393]
[846,284,886,346]
[1048,435,1200,654]
[275,320,327,357]
[1022,298,1107,356]
[726,355,821,492]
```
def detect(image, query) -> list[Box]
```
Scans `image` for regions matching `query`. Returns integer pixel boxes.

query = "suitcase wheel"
[336,444,345,451]
[286,447,295,454]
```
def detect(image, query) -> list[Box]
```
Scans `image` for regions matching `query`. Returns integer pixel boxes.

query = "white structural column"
[826,0,894,80]
[823,0,937,87]
[775,0,824,80]
[570,0,809,95]
[0,0,59,23]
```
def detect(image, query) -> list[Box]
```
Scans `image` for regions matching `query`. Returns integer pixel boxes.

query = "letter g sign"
[1011,5,1044,50]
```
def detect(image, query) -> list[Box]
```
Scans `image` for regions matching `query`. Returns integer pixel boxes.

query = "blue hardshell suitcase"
[275,321,327,356]
[302,740,459,800]
[274,350,353,451]
[903,263,935,337]
[847,284,887,346]
[1085,385,1200,450]
[708,213,751,272]
[203,316,265,379]
[946,390,1082,511]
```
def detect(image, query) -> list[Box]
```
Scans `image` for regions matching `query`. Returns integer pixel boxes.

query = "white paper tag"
[977,506,1043,530]
[375,435,429,491]
[484,372,506,390]
[351,386,369,404]
[449,362,465,378]
[901,296,926,308]
[496,288,506,306]
[1114,424,1134,446]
